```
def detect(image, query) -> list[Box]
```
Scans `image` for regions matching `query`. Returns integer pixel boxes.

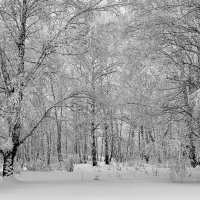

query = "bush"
[16,155,78,172]
[63,155,76,172]
[170,157,188,182]
[50,155,76,172]
[65,158,74,172]
[25,161,52,172]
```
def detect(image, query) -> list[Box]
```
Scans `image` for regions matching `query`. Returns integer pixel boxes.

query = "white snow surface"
[0,163,200,200]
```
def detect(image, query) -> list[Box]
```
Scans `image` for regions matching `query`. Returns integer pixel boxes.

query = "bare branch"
[18,91,93,145]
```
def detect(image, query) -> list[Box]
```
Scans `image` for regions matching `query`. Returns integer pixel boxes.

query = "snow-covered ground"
[0,163,200,200]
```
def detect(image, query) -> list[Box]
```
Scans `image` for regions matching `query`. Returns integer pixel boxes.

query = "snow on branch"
[0,137,13,154]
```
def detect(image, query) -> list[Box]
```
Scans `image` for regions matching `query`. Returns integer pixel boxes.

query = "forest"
[0,0,200,191]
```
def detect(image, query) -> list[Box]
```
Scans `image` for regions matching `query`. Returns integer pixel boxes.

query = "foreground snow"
[0,163,200,200]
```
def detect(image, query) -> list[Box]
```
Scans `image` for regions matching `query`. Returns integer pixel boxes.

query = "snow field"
[0,163,200,200]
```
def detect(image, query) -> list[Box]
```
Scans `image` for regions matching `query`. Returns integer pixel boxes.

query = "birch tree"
[0,0,129,178]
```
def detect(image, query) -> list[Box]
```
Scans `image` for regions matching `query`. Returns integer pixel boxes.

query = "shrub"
[170,157,188,182]
[25,161,52,172]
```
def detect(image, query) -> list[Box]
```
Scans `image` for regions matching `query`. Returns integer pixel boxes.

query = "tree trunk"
[109,118,114,162]
[50,81,63,164]
[188,130,198,168]
[1,108,22,178]
[57,122,63,163]
[104,123,109,165]
[46,131,51,165]
[1,137,18,178]
[138,126,141,152]
[82,132,87,163]
[100,136,103,162]
[140,126,144,160]
[110,136,114,162]
[115,121,120,162]
[119,120,123,162]
[3,148,17,177]
[65,134,68,155]
[91,130,97,166]
[91,86,97,166]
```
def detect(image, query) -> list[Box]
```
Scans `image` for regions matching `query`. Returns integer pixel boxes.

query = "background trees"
[1,0,200,179]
